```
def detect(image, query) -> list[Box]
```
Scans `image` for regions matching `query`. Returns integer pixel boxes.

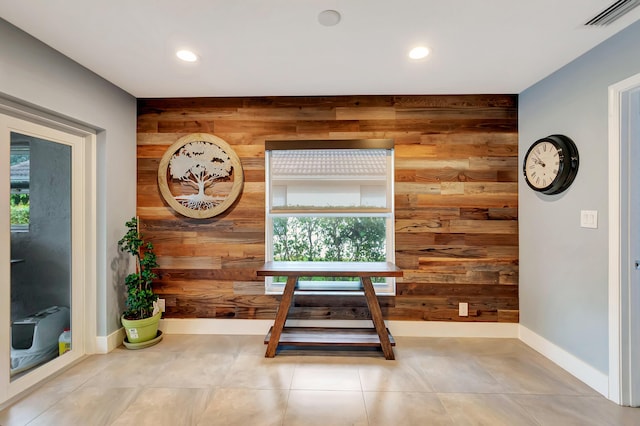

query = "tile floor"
[1,335,639,425]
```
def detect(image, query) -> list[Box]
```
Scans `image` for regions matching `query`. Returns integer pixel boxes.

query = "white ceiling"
[1,1,639,98]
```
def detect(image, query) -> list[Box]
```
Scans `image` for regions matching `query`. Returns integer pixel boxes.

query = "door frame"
[608,72,640,405]
[0,107,96,405]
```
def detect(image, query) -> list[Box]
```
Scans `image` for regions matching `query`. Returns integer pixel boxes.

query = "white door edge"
[608,71,640,405]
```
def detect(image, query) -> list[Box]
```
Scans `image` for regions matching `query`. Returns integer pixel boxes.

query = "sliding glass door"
[0,113,92,403]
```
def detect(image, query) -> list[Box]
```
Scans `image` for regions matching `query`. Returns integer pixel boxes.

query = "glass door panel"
[9,132,72,380]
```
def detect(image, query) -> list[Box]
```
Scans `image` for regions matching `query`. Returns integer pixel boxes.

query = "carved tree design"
[158,133,244,219]
[169,141,232,210]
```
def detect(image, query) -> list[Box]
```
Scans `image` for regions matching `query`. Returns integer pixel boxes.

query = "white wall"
[0,18,137,338]
[519,20,640,374]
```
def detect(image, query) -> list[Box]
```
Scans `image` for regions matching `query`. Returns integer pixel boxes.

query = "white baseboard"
[158,318,519,338]
[389,321,518,337]
[519,325,609,397]
[94,327,125,354]
[160,318,274,335]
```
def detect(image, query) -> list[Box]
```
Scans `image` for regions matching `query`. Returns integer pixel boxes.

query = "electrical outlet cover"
[459,302,469,317]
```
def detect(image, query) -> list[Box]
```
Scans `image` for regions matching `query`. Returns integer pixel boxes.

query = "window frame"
[10,139,30,233]
[264,139,396,295]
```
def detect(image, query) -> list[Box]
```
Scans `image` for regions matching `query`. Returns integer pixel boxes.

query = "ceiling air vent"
[585,0,640,26]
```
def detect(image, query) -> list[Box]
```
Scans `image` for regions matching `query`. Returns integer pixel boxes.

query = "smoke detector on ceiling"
[318,10,341,27]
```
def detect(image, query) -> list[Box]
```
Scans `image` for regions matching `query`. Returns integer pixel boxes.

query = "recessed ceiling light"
[318,10,341,26]
[409,46,430,60]
[176,49,198,62]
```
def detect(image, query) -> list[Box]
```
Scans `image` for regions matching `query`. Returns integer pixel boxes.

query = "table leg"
[265,275,297,357]
[361,276,395,360]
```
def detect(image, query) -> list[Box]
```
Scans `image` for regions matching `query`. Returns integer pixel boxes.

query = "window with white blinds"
[265,140,395,295]
[270,149,390,210]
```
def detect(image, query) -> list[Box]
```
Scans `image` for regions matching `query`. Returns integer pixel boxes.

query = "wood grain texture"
[137,95,519,323]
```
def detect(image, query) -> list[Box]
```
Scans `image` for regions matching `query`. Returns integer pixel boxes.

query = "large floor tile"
[418,355,506,394]
[197,387,288,426]
[154,333,258,356]
[80,350,177,388]
[291,364,362,391]
[284,390,367,426]
[364,391,453,425]
[512,394,640,426]
[358,359,434,392]
[478,353,597,395]
[392,336,461,359]
[237,334,272,356]
[446,338,534,358]
[40,353,113,392]
[221,354,296,389]
[0,385,73,426]
[25,387,139,426]
[149,352,234,388]
[438,393,539,426]
[111,387,209,426]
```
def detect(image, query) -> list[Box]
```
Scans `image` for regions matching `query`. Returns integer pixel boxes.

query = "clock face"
[523,134,579,195]
[524,141,561,189]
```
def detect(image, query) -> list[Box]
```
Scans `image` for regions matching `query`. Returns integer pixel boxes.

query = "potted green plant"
[118,217,162,348]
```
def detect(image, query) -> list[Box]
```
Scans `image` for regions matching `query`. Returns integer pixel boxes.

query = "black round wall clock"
[523,134,579,195]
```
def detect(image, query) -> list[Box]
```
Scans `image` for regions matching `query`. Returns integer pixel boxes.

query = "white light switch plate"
[580,210,598,229]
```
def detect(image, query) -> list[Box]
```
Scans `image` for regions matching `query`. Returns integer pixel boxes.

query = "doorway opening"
[608,72,640,406]
[0,109,96,405]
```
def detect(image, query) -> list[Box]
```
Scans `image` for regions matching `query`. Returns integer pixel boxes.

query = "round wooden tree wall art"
[157,133,244,218]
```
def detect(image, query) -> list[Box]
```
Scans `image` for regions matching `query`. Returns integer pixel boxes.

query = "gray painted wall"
[519,20,640,374]
[0,18,137,338]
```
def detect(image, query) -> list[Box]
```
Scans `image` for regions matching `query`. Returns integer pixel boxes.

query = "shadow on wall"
[111,246,131,322]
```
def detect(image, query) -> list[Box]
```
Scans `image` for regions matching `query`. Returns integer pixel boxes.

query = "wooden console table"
[257,261,402,360]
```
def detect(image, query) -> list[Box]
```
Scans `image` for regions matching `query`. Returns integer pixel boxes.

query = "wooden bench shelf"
[264,326,396,347]
[257,261,403,360]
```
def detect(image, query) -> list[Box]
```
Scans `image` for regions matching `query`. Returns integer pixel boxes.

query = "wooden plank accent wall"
[137,95,519,323]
